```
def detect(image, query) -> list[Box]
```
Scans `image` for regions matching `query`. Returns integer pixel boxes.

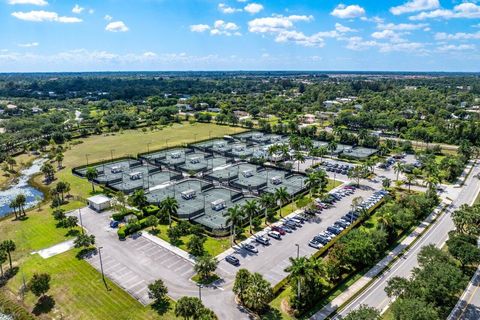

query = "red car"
[271,226,286,235]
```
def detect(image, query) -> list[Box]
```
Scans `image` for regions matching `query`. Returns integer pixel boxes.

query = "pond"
[0,158,46,218]
[0,313,13,320]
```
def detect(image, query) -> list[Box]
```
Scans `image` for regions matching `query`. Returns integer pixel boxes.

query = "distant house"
[6,104,17,110]
[233,110,251,120]
[32,106,42,114]
[323,100,340,108]
[207,107,221,113]
[176,104,193,112]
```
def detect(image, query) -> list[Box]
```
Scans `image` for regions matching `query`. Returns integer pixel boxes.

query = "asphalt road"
[451,266,480,320]
[332,163,480,319]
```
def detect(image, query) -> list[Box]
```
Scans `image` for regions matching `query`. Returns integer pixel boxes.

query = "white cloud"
[104,15,113,21]
[437,44,475,51]
[343,36,428,54]
[435,31,480,40]
[377,22,428,31]
[11,10,82,23]
[88,9,94,14]
[191,21,240,36]
[390,0,439,15]
[410,3,480,20]
[190,24,210,32]
[218,3,241,14]
[335,23,357,33]
[274,30,325,47]
[105,21,129,32]
[8,0,48,5]
[72,4,84,14]
[331,4,365,19]
[371,29,407,43]
[248,15,313,33]
[244,3,264,14]
[18,42,39,47]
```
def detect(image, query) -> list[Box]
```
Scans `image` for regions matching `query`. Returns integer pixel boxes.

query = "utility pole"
[98,246,108,290]
[78,208,84,234]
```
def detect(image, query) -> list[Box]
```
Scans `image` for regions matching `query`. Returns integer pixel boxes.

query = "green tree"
[226,205,244,245]
[393,162,404,182]
[131,189,148,209]
[452,204,480,236]
[446,233,480,268]
[62,216,79,230]
[15,193,27,217]
[390,298,439,320]
[187,234,206,257]
[9,198,19,220]
[194,255,218,281]
[148,279,168,303]
[344,305,381,320]
[74,234,95,249]
[243,200,259,234]
[29,273,51,298]
[233,269,251,302]
[85,167,98,192]
[274,186,290,217]
[0,250,7,278]
[0,240,16,270]
[175,296,203,320]
[242,272,273,314]
[160,196,179,227]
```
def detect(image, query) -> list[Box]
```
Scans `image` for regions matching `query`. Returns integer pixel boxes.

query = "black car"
[284,221,297,230]
[313,236,329,245]
[243,243,258,253]
[327,226,342,235]
[225,255,240,266]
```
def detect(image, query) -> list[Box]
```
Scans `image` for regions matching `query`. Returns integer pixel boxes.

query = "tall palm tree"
[0,250,6,278]
[259,193,274,224]
[243,200,259,234]
[194,255,218,281]
[85,167,98,192]
[0,240,16,270]
[267,145,279,165]
[160,196,178,228]
[56,153,64,169]
[327,141,338,158]
[393,162,404,182]
[226,205,244,245]
[377,211,394,233]
[405,174,415,192]
[285,257,309,301]
[275,187,290,218]
[9,198,19,220]
[294,151,306,172]
[41,162,55,182]
[15,193,26,217]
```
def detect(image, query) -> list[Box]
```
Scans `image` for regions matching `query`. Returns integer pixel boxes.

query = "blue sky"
[0,0,479,72]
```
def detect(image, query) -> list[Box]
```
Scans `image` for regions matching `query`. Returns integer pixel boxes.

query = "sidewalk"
[311,203,447,320]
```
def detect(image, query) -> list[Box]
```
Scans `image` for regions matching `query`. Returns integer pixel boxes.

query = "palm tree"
[294,151,306,172]
[327,141,338,158]
[55,153,64,169]
[382,178,392,189]
[15,193,26,217]
[242,272,273,313]
[226,205,244,245]
[0,240,16,270]
[377,211,394,233]
[85,167,98,192]
[243,200,259,234]
[194,255,218,281]
[305,172,320,197]
[275,187,290,218]
[285,257,309,301]
[9,198,18,220]
[259,193,274,224]
[41,162,55,182]
[405,174,415,192]
[366,157,377,174]
[159,196,178,228]
[131,189,148,210]
[267,144,280,165]
[0,250,6,278]
[393,162,404,182]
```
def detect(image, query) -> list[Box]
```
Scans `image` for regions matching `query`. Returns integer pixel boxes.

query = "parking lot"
[75,207,197,304]
[216,184,377,286]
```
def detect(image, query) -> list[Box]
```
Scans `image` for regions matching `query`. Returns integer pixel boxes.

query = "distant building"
[87,195,111,212]
[6,104,17,110]
[323,100,340,108]
[301,114,316,124]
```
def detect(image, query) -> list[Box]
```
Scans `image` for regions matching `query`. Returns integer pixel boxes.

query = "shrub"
[143,205,160,217]
[117,227,126,240]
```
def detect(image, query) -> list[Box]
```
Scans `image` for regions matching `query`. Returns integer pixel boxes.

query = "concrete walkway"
[311,203,447,320]
[33,239,76,259]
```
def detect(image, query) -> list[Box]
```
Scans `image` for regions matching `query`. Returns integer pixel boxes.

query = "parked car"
[327,226,342,235]
[313,236,329,245]
[255,236,270,245]
[243,243,258,253]
[284,221,297,230]
[225,255,240,266]
[309,240,323,249]
[271,226,286,235]
[268,231,282,240]
[110,220,119,228]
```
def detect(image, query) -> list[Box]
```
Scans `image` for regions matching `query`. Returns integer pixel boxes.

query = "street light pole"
[85,153,90,166]
[98,246,108,289]
[295,243,300,259]
[197,283,203,301]
[295,243,301,302]
[147,142,151,154]
[110,149,115,162]
[78,208,84,234]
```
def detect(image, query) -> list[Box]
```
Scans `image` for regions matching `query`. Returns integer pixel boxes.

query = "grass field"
[0,123,246,319]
